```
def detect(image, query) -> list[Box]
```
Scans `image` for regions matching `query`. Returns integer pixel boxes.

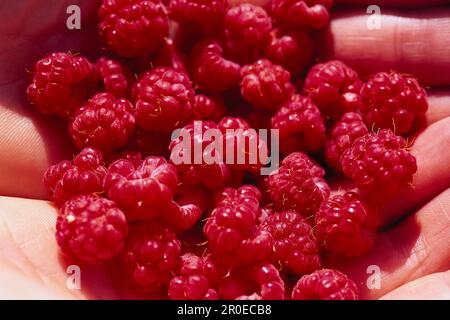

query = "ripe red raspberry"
[271,94,326,154]
[341,129,417,200]
[44,148,107,204]
[261,210,321,274]
[27,52,95,117]
[218,116,269,172]
[119,220,181,292]
[169,121,230,188]
[69,92,135,153]
[266,29,314,76]
[193,94,226,122]
[241,59,295,110]
[191,39,241,93]
[98,0,169,57]
[222,4,272,64]
[204,185,273,267]
[271,0,333,30]
[315,192,378,257]
[169,0,227,33]
[266,152,330,217]
[132,67,194,133]
[324,112,368,172]
[168,253,219,300]
[360,71,429,135]
[219,263,285,300]
[153,39,189,74]
[56,195,128,264]
[104,156,178,220]
[304,60,363,119]
[292,269,359,300]
[95,57,131,98]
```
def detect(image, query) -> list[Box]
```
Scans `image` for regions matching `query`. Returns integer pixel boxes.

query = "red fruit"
[104,156,178,220]
[324,112,368,172]
[27,52,95,117]
[193,94,226,122]
[304,60,363,119]
[119,220,181,292]
[191,39,241,92]
[168,253,220,300]
[44,148,107,204]
[261,210,321,274]
[266,152,330,217]
[266,29,314,76]
[219,263,285,300]
[360,71,428,135]
[315,192,378,256]
[169,120,230,188]
[204,185,273,267]
[292,269,359,300]
[95,57,131,98]
[132,129,171,158]
[341,129,417,200]
[133,67,194,133]
[169,0,227,33]
[69,92,135,153]
[153,39,189,74]
[241,59,295,110]
[98,0,169,57]
[271,0,333,30]
[222,3,272,64]
[271,94,326,154]
[56,195,128,264]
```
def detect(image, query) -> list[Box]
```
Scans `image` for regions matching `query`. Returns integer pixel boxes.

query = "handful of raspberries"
[28,0,427,300]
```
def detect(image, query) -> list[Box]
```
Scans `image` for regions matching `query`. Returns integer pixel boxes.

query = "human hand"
[0,0,449,299]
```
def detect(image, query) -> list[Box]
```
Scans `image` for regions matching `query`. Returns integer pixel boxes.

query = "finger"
[335,0,450,7]
[318,9,450,86]
[326,187,450,299]
[426,90,450,125]
[380,271,450,300]
[0,196,119,299]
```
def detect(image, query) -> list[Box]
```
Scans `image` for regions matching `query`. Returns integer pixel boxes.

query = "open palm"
[0,0,449,299]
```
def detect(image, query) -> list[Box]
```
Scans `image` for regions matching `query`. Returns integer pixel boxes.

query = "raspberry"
[27,52,95,117]
[169,120,230,188]
[191,39,241,92]
[218,116,268,172]
[341,129,417,200]
[119,220,181,292]
[95,57,131,98]
[69,92,135,153]
[193,94,226,122]
[222,4,272,64]
[324,112,368,172]
[292,269,359,300]
[304,60,363,119]
[261,210,321,274]
[315,192,378,256]
[271,94,326,154]
[98,0,169,57]
[204,185,273,267]
[104,156,178,220]
[153,39,189,74]
[240,59,295,110]
[271,0,333,30]
[266,152,330,217]
[132,67,194,133]
[168,253,219,300]
[44,148,107,204]
[360,71,429,135]
[131,129,171,158]
[266,29,314,76]
[219,263,285,300]
[56,195,128,264]
[169,0,227,33]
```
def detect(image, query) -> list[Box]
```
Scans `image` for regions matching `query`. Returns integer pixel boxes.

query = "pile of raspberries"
[29,0,426,300]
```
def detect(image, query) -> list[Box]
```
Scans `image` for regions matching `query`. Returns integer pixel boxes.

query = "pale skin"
[0,0,449,299]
